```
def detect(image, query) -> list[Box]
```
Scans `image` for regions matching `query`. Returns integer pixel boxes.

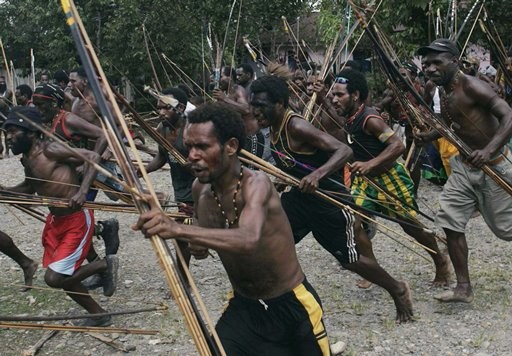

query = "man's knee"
[44,269,65,288]
[494,229,512,241]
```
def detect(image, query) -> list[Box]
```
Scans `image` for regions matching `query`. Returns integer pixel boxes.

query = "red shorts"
[42,209,94,276]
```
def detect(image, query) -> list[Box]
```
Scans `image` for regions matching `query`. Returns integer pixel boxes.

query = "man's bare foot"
[356,279,373,289]
[393,282,414,323]
[21,261,38,292]
[435,284,473,303]
[431,256,452,287]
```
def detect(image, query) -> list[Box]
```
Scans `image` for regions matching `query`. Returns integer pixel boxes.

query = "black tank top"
[346,105,387,162]
[270,110,345,192]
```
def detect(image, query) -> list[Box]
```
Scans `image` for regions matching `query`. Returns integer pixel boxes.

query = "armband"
[377,130,394,143]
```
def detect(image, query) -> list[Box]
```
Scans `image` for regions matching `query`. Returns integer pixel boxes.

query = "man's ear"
[224,137,239,156]
[352,90,361,101]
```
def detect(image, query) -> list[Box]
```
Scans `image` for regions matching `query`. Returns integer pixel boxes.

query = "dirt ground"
[1,152,512,356]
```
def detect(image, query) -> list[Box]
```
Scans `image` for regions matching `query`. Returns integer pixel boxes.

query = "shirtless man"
[325,68,450,287]
[143,87,195,282]
[417,39,512,302]
[0,231,38,291]
[213,65,264,164]
[3,106,118,326]
[15,85,34,107]
[32,84,118,260]
[68,68,121,255]
[134,102,330,355]
[250,75,413,322]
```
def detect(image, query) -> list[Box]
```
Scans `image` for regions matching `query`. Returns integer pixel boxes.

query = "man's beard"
[10,132,33,155]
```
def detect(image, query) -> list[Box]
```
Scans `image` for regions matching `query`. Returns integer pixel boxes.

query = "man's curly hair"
[250,75,289,107]
[187,102,246,152]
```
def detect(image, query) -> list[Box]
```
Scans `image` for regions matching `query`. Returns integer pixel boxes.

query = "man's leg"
[435,228,473,303]
[353,222,377,289]
[0,231,38,290]
[347,221,413,323]
[401,222,451,286]
[44,256,118,325]
[342,253,413,323]
[82,219,120,290]
[313,211,413,323]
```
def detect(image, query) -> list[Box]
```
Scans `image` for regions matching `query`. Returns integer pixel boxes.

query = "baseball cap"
[2,106,43,132]
[417,39,460,57]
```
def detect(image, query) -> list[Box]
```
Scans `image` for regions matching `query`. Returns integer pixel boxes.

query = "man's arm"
[44,142,100,208]
[133,172,272,254]
[144,146,167,174]
[213,86,251,116]
[466,79,512,167]
[350,117,405,175]
[288,116,353,192]
[3,179,36,194]
[66,113,108,156]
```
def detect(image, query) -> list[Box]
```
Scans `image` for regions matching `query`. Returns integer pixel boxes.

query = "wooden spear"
[60,1,225,354]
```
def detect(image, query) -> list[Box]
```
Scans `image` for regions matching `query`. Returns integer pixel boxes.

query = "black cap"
[417,39,460,57]
[2,106,42,132]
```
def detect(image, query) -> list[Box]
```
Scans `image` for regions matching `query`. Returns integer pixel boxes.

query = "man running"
[4,106,118,325]
[417,38,512,302]
[250,75,413,322]
[134,102,331,355]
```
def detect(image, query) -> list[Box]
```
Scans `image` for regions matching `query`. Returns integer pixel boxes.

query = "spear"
[59,1,224,354]
[0,39,12,102]
[355,7,512,197]
[239,149,435,257]
[453,0,483,41]
[30,49,36,89]
[142,23,163,91]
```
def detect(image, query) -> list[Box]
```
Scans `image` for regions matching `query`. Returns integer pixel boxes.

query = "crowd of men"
[1,37,512,354]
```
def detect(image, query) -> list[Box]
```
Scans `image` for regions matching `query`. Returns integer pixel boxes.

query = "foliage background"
[0,0,509,94]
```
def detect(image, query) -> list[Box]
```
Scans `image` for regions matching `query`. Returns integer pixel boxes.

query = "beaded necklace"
[211,167,244,229]
[440,70,463,131]
[345,103,365,126]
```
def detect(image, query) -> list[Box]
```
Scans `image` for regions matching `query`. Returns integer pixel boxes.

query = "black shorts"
[281,188,359,264]
[216,279,330,356]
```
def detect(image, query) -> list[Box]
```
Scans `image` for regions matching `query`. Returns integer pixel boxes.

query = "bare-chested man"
[250,75,413,322]
[32,84,119,291]
[3,106,118,326]
[417,39,512,302]
[212,65,263,161]
[134,103,330,355]
[143,87,195,284]
[68,68,121,257]
[323,68,450,287]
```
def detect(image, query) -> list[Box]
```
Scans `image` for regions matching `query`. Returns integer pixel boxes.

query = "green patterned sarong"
[351,162,417,219]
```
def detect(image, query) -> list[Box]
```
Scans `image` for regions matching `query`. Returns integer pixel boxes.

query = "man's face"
[306,75,317,96]
[250,92,278,128]
[40,75,49,85]
[6,126,33,155]
[157,98,183,127]
[32,97,55,123]
[235,68,250,86]
[331,83,356,117]
[15,90,27,106]
[422,51,458,86]
[184,121,227,184]
[294,77,305,90]
[68,72,87,97]
[219,70,232,91]
[505,57,512,75]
